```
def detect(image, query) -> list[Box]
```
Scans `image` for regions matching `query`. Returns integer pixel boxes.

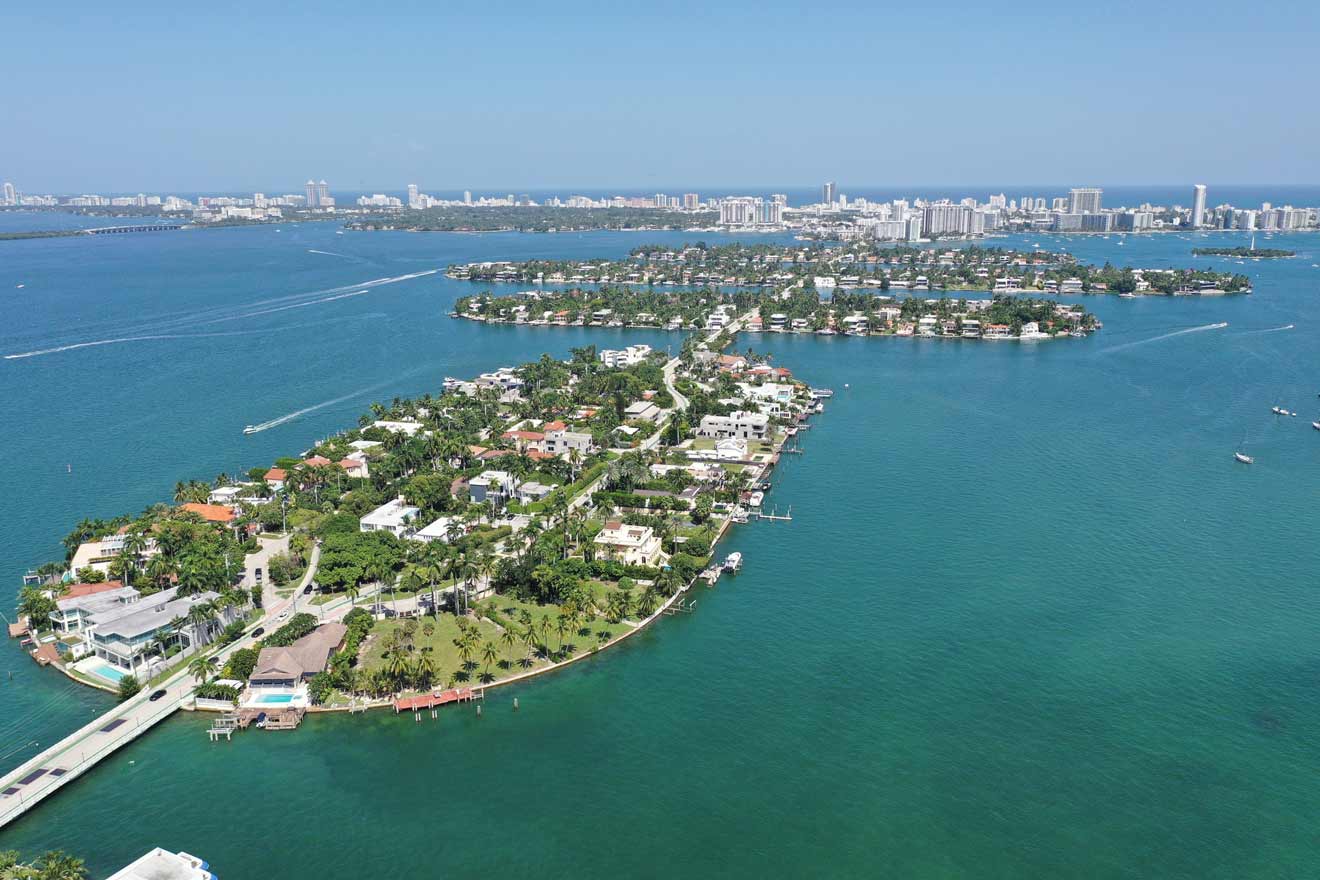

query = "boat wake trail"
[242,367,430,434]
[4,314,386,360]
[307,249,351,258]
[1097,322,1228,354]
[1236,324,1295,335]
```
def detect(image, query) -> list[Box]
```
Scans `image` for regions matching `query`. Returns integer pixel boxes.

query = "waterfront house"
[372,419,425,436]
[983,324,1013,338]
[698,411,769,441]
[500,429,546,452]
[339,456,369,479]
[248,623,347,689]
[68,533,158,578]
[593,521,663,566]
[359,497,421,538]
[85,587,234,678]
[50,582,132,635]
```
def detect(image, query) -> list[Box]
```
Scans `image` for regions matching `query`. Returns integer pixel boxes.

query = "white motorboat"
[724,552,743,573]
[1234,451,1254,464]
[748,491,764,508]
[243,425,258,435]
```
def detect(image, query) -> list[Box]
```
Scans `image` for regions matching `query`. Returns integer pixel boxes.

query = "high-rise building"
[316,180,330,207]
[407,184,419,208]
[304,179,317,206]
[463,190,472,205]
[2,182,15,205]
[822,181,836,205]
[683,193,699,210]
[1190,184,1207,228]
[1068,187,1102,214]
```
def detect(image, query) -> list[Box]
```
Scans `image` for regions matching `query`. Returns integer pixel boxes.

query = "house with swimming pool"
[244,622,346,708]
[79,587,240,681]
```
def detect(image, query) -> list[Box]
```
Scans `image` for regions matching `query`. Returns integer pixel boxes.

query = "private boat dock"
[394,686,482,716]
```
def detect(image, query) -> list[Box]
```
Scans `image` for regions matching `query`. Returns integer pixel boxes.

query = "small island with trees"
[1192,246,1295,258]
[447,241,1253,296]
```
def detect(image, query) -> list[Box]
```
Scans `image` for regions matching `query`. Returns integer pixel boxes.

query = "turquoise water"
[251,693,294,705]
[3,219,1320,877]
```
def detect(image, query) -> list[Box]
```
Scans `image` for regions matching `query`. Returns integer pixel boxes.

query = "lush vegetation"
[1193,246,1294,258]
[0,849,88,879]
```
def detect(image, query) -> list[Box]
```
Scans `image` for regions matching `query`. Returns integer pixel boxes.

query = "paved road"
[0,541,322,830]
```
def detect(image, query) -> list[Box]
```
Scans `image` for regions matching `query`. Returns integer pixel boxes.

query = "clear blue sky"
[4,0,1319,192]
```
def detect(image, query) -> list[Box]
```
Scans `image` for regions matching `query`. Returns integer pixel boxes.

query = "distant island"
[347,205,719,234]
[1192,246,1295,258]
[447,241,1254,296]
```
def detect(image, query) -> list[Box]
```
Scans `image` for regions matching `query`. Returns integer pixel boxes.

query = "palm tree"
[555,611,571,655]
[454,636,474,671]
[188,655,217,685]
[498,626,518,664]
[480,640,498,680]
[32,851,88,880]
[414,652,435,689]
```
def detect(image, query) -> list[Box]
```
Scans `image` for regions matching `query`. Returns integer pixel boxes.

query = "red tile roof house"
[500,430,545,452]
[179,503,237,523]
[264,467,288,490]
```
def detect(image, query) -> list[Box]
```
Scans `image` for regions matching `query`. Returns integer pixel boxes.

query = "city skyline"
[4,1,1319,191]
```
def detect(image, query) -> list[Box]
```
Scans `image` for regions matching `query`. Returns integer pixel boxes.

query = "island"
[10,315,819,730]
[447,241,1253,295]
[347,205,718,234]
[455,286,1098,340]
[1192,246,1295,258]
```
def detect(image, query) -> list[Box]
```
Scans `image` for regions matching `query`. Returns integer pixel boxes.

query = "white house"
[51,583,136,635]
[469,470,518,505]
[85,587,237,678]
[412,516,462,543]
[697,411,769,441]
[714,437,749,460]
[599,344,652,367]
[542,424,594,457]
[737,382,795,405]
[359,496,421,538]
[372,419,425,436]
[623,401,662,422]
[593,521,663,566]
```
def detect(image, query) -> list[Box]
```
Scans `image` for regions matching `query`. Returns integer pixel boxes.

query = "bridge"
[82,224,183,235]
[0,545,326,830]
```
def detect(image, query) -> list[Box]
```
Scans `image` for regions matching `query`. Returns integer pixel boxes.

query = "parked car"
[251,627,265,638]
[254,567,263,584]
[149,689,168,702]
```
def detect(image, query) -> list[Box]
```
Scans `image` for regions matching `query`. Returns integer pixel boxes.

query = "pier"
[82,224,183,235]
[0,616,273,830]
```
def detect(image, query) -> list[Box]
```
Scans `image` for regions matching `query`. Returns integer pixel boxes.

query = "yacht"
[724,552,743,573]
[243,425,259,435]
[1234,452,1254,464]
[1312,420,1320,431]
[811,388,834,399]
[748,491,765,508]
[1271,406,1294,417]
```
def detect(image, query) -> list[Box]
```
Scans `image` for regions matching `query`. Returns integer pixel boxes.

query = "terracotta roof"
[338,458,364,470]
[527,450,556,461]
[303,455,333,467]
[63,580,125,599]
[501,430,545,441]
[543,420,566,431]
[265,467,287,481]
[180,502,236,523]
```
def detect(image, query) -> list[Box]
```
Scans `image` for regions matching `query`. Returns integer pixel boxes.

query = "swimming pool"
[252,693,295,705]
[83,659,128,683]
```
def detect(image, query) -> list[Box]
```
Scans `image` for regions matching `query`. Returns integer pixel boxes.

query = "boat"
[1234,452,1254,464]
[243,425,259,435]
[730,507,749,524]
[813,402,824,414]
[810,388,834,399]
[1271,406,1294,417]
[748,491,764,508]
[723,552,743,573]
[1313,420,1320,431]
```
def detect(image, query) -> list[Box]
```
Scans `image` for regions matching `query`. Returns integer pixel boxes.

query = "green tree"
[116,674,141,702]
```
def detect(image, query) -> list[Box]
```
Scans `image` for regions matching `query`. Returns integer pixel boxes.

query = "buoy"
[476,704,482,717]
[513,697,519,711]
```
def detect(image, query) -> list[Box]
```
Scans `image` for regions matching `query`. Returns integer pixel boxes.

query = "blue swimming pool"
[85,659,127,683]
[252,693,295,705]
